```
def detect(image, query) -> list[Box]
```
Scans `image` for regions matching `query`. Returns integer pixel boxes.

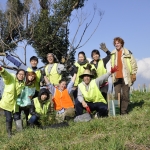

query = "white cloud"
[137,57,150,80]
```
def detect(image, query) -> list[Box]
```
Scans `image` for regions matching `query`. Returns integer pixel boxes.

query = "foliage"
[0,91,150,149]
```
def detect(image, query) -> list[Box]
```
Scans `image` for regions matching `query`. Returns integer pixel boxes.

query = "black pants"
[4,110,20,123]
[75,99,108,117]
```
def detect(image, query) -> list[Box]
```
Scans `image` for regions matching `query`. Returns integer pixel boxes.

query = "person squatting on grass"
[0,66,25,138]
[75,65,118,118]
[110,37,138,115]
[44,66,78,123]
[6,54,42,98]
[17,71,36,126]
[28,88,50,127]
[90,43,111,102]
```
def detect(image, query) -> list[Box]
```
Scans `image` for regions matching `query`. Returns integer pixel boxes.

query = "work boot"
[6,122,12,138]
[15,119,23,131]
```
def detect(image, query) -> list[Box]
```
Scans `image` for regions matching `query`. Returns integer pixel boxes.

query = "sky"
[0,0,150,90]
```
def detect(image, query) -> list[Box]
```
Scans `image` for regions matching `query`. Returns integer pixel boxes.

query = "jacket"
[111,48,138,86]
[0,68,25,112]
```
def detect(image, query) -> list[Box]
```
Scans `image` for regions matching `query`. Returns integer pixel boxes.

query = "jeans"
[28,115,39,125]
[4,110,21,123]
[75,99,108,117]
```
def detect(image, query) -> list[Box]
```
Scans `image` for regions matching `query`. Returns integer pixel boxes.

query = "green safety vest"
[111,53,132,74]
[27,67,41,91]
[28,97,50,119]
[74,62,88,86]
[78,80,107,104]
[91,60,107,77]
[45,63,61,85]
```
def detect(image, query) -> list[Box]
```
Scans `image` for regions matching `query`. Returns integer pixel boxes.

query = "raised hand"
[100,43,108,52]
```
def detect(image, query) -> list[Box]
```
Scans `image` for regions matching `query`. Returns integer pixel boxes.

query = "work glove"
[73,66,78,74]
[0,52,6,56]
[111,65,118,74]
[0,65,2,71]
[100,43,108,52]
[86,106,91,114]
[131,74,136,83]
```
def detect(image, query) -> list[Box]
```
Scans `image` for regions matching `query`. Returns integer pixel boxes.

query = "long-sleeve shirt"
[78,72,111,103]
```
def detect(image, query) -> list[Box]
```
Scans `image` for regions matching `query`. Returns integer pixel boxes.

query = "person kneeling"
[75,66,118,119]
[28,88,50,126]
[44,68,78,123]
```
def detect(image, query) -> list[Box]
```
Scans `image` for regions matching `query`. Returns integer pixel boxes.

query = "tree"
[0,0,104,74]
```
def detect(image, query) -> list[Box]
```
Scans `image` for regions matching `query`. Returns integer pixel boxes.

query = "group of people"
[0,37,138,137]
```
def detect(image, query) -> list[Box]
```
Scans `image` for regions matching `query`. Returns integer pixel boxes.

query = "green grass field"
[0,91,150,150]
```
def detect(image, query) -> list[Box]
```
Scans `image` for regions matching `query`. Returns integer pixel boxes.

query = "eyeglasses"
[18,73,25,76]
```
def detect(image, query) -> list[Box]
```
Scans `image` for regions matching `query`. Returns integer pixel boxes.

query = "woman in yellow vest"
[0,66,25,137]
[71,51,95,99]
[75,65,118,118]
[43,53,64,86]
[44,67,78,122]
[28,88,50,126]
[90,43,111,101]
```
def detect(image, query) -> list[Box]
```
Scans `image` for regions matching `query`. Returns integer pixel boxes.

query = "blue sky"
[0,0,150,90]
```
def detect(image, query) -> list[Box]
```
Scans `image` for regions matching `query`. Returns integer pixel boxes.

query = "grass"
[0,91,150,150]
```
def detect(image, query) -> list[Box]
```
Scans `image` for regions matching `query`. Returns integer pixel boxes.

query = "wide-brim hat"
[79,69,94,79]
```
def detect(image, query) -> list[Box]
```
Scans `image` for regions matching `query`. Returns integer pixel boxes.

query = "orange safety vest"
[53,88,74,110]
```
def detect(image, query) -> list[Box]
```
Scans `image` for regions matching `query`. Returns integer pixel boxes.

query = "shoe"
[6,122,12,138]
[15,119,23,131]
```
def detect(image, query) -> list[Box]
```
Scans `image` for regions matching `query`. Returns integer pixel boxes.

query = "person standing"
[110,37,138,115]
[0,66,25,137]
[43,53,64,86]
[90,43,111,101]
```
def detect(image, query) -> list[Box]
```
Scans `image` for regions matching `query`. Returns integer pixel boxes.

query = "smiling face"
[58,81,67,91]
[41,94,48,101]
[30,60,38,67]
[28,74,35,82]
[47,54,54,64]
[83,75,91,85]
[114,40,122,51]
[16,70,25,81]
[92,52,100,61]
[78,54,85,63]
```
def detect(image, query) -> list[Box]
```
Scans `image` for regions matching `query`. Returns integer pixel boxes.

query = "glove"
[131,74,136,83]
[100,43,108,52]
[86,106,91,114]
[61,56,66,63]
[73,66,78,74]
[111,65,118,73]
[0,52,6,56]
[0,66,2,71]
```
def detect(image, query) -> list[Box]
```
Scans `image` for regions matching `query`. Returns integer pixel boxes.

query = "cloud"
[136,57,150,80]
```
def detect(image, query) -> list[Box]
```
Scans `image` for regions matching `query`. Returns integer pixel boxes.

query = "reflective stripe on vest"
[27,67,41,91]
[78,80,107,104]
[111,54,132,74]
[53,88,74,110]
[45,63,61,85]
[74,62,88,86]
